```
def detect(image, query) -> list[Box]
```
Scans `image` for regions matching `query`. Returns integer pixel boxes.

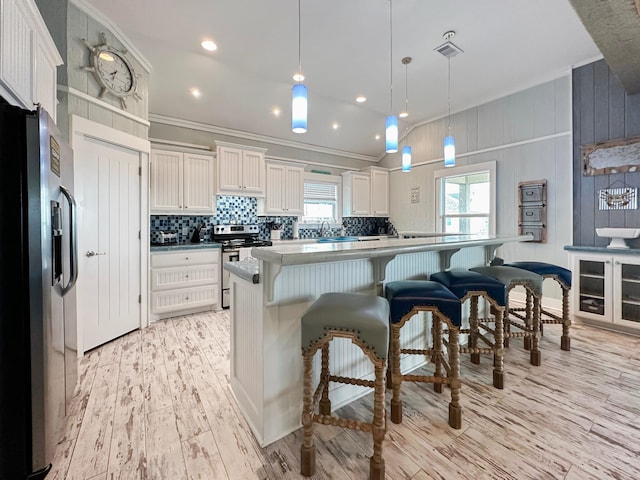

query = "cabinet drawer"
[520,185,544,203]
[151,285,219,314]
[519,224,544,242]
[151,249,219,268]
[520,206,543,222]
[151,264,219,291]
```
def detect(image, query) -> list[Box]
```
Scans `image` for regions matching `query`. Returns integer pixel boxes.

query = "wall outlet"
[182,227,189,235]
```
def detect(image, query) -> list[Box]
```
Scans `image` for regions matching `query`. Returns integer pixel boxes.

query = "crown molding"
[70,0,152,73]
[148,113,378,163]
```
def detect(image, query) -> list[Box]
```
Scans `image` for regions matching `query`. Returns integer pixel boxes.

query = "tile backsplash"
[150,195,395,243]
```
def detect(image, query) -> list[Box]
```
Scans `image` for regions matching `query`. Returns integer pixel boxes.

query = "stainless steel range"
[213,225,272,308]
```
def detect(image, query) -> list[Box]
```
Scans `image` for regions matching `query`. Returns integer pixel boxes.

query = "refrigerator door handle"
[60,185,78,296]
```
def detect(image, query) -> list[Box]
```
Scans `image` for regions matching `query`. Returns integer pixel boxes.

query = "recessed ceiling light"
[201,40,217,51]
[272,108,281,117]
[399,111,408,118]
[375,134,381,140]
[332,123,339,130]
[190,88,201,98]
[293,73,305,82]
[356,96,367,103]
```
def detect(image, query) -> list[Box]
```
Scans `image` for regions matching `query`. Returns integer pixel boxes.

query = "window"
[302,173,341,223]
[434,161,496,234]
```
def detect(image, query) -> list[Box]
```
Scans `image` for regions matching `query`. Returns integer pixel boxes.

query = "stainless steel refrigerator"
[0,100,78,479]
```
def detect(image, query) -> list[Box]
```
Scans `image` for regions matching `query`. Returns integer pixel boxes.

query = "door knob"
[85,250,107,257]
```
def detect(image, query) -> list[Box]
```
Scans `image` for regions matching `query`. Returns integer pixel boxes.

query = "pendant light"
[292,0,307,133]
[444,52,455,167]
[400,56,412,172]
[385,0,398,153]
[436,30,462,167]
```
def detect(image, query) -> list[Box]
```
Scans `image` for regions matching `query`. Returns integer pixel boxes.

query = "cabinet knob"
[185,256,190,260]
[605,260,611,264]
[185,274,189,278]
[615,261,620,265]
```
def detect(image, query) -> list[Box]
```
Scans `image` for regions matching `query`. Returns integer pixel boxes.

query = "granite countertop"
[150,241,222,252]
[223,258,260,283]
[251,233,531,267]
[564,245,640,255]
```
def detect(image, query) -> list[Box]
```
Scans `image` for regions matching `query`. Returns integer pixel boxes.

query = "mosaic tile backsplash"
[150,195,395,243]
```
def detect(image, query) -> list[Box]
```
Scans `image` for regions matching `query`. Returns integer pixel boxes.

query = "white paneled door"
[73,124,144,353]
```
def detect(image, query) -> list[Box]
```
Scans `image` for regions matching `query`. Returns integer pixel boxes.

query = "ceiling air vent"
[434,31,463,58]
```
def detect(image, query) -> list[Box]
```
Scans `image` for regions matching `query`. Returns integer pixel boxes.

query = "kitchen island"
[225,233,530,447]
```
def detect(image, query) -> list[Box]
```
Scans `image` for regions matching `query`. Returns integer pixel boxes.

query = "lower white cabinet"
[569,251,640,332]
[150,249,220,319]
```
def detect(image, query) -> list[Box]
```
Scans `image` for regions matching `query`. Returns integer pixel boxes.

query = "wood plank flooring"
[48,310,640,479]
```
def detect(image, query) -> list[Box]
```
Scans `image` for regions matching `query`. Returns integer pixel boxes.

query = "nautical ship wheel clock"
[82,32,142,110]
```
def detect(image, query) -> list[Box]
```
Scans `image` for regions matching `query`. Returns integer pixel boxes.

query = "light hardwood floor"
[48,310,640,480]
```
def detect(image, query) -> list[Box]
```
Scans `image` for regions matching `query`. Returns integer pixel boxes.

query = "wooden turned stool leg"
[504,290,512,349]
[523,289,533,351]
[492,309,504,389]
[433,316,444,394]
[470,296,480,364]
[300,352,316,477]
[561,286,571,351]
[319,344,331,415]
[369,362,386,480]
[390,324,403,424]
[530,296,541,366]
[448,327,462,429]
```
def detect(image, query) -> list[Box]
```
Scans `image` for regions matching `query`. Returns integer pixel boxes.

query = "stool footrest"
[329,374,375,389]
[460,346,494,355]
[401,373,448,384]
[313,413,373,433]
[401,348,433,355]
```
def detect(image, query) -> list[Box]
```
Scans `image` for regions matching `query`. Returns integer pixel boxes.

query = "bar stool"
[470,266,543,366]
[430,270,507,389]
[300,292,389,480]
[384,280,462,428]
[504,261,572,351]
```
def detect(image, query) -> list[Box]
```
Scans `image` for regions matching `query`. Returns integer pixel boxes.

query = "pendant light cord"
[389,0,393,114]
[404,61,408,115]
[447,56,451,134]
[297,0,302,82]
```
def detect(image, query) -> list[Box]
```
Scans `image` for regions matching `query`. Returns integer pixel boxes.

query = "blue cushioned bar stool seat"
[430,270,507,389]
[504,261,572,351]
[385,280,462,428]
[471,266,543,366]
[300,292,389,479]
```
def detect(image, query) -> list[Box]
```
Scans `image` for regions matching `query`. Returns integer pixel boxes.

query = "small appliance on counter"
[191,223,208,243]
[151,230,178,245]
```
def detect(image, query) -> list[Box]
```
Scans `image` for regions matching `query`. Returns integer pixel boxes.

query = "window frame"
[434,161,496,235]
[301,172,342,226]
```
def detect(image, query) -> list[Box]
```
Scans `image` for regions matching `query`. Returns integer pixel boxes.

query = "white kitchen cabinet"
[569,251,640,332]
[216,142,266,196]
[150,249,220,320]
[342,171,371,216]
[342,167,389,217]
[0,0,62,117]
[258,161,304,215]
[369,167,389,216]
[150,148,215,214]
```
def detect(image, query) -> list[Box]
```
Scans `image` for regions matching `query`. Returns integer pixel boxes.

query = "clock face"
[94,48,135,96]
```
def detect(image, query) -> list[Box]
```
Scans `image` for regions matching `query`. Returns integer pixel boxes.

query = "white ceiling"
[85,0,602,160]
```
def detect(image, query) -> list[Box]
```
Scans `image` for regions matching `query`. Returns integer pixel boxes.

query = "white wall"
[381,76,573,297]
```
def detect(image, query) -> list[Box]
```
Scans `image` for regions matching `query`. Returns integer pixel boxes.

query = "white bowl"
[596,228,640,248]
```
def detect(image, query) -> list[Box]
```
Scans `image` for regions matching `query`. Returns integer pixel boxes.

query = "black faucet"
[191,223,205,243]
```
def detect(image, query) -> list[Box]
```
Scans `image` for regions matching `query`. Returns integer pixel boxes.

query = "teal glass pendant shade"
[292,84,307,133]
[401,146,411,172]
[444,135,455,167]
[386,115,398,153]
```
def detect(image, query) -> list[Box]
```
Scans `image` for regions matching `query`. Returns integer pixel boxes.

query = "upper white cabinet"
[368,167,389,216]
[0,0,62,117]
[258,161,304,215]
[216,141,266,197]
[342,167,389,217]
[342,172,371,216]
[150,148,215,215]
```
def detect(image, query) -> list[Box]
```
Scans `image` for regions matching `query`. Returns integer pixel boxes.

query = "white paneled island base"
[225,234,530,446]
